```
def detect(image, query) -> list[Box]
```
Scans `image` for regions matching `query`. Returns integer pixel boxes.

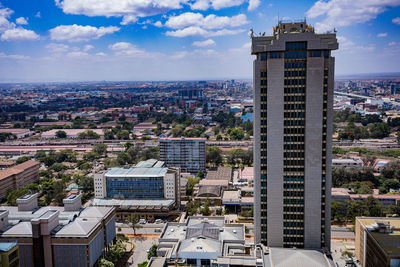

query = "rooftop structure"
[206,167,232,181]
[0,193,116,267]
[355,217,400,267]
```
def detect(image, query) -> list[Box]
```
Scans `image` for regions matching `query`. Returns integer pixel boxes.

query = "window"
[261,53,267,61]
[309,50,321,57]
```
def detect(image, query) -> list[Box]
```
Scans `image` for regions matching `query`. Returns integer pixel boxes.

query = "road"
[117,222,166,235]
[127,237,157,266]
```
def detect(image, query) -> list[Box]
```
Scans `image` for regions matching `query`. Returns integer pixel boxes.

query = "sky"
[0,0,399,82]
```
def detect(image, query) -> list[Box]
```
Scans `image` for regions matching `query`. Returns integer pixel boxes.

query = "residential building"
[0,193,116,267]
[0,160,40,200]
[178,88,203,100]
[159,138,206,174]
[0,242,19,267]
[40,129,104,139]
[355,217,400,267]
[252,21,338,248]
[332,158,363,168]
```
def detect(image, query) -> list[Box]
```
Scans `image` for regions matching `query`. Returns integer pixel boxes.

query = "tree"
[206,146,223,166]
[105,240,126,264]
[368,122,391,139]
[128,214,142,235]
[56,130,67,138]
[83,151,99,162]
[186,176,201,196]
[227,128,244,140]
[116,130,130,140]
[117,152,130,165]
[93,143,108,156]
[16,156,30,164]
[99,259,114,267]
[51,163,67,172]
[200,197,211,216]
[147,245,157,259]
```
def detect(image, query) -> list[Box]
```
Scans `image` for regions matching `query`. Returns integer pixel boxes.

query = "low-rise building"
[0,242,19,267]
[222,190,254,214]
[355,217,400,267]
[93,159,180,220]
[0,129,33,139]
[0,160,40,200]
[41,129,104,139]
[0,193,116,267]
[332,158,363,168]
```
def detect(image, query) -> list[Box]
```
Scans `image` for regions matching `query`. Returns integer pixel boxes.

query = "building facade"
[355,217,400,267]
[0,193,116,267]
[0,160,40,200]
[159,138,206,174]
[95,159,180,206]
[252,21,338,249]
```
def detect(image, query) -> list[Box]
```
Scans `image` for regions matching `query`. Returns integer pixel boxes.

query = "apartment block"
[159,138,206,174]
[252,21,338,249]
[0,160,40,200]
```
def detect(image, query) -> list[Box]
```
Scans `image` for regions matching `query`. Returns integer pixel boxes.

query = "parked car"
[147,219,155,223]
[139,219,147,224]
[155,219,163,224]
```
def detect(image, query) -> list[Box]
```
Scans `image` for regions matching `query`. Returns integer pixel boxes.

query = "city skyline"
[0,0,399,82]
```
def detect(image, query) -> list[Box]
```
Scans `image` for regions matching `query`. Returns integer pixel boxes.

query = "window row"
[285,51,307,59]
[284,95,306,102]
[284,104,305,110]
[284,144,305,150]
[284,120,305,126]
[284,167,305,172]
[284,87,305,94]
[284,127,305,134]
[284,136,305,143]
[285,70,306,77]
[285,62,307,69]
[284,79,306,85]
[286,42,307,50]
[260,80,267,86]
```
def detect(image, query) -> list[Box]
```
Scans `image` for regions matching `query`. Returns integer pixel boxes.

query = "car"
[147,219,155,223]
[139,219,147,224]
[155,219,163,224]
[154,228,162,232]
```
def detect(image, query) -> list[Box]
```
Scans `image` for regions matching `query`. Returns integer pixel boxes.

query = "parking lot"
[127,237,158,266]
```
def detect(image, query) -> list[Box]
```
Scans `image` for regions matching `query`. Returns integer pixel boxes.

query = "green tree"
[128,214,143,235]
[98,259,114,267]
[93,143,108,156]
[227,128,244,140]
[56,130,67,138]
[147,245,157,259]
[206,146,223,166]
[16,156,30,164]
[368,122,391,139]
[105,240,126,264]
[83,151,99,162]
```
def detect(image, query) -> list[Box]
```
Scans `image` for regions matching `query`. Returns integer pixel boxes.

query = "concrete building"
[0,242,19,267]
[0,193,116,267]
[332,158,363,168]
[95,159,180,204]
[0,160,40,200]
[355,217,400,267]
[252,21,338,249]
[159,138,206,174]
[41,129,104,139]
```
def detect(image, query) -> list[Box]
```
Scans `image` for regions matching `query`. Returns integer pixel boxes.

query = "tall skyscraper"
[252,21,338,249]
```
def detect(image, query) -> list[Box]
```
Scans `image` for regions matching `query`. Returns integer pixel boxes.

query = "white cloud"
[393,17,400,25]
[211,0,246,10]
[83,44,94,51]
[337,36,375,52]
[1,28,39,41]
[0,52,29,59]
[96,52,107,56]
[165,12,248,29]
[0,6,15,32]
[67,51,89,58]
[49,24,120,42]
[388,41,397,46]
[35,11,41,18]
[166,26,244,37]
[154,21,163,27]
[46,43,70,53]
[190,0,210,10]
[56,0,187,18]
[248,0,260,11]
[16,17,28,25]
[377,32,388,37]
[306,0,400,32]
[109,42,146,56]
[120,15,137,25]
[192,38,216,47]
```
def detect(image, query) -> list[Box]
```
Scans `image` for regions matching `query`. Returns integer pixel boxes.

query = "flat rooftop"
[358,217,400,257]
[92,198,174,208]
[105,167,168,178]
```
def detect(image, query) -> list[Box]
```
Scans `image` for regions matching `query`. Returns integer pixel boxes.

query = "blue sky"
[0,0,399,82]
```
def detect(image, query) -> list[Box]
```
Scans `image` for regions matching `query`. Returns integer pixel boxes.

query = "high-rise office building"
[252,21,338,249]
[160,138,206,174]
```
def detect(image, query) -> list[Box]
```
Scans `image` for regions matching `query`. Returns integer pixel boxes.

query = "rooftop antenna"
[278,11,280,24]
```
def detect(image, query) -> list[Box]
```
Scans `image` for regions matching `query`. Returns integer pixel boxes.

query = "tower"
[252,21,338,249]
